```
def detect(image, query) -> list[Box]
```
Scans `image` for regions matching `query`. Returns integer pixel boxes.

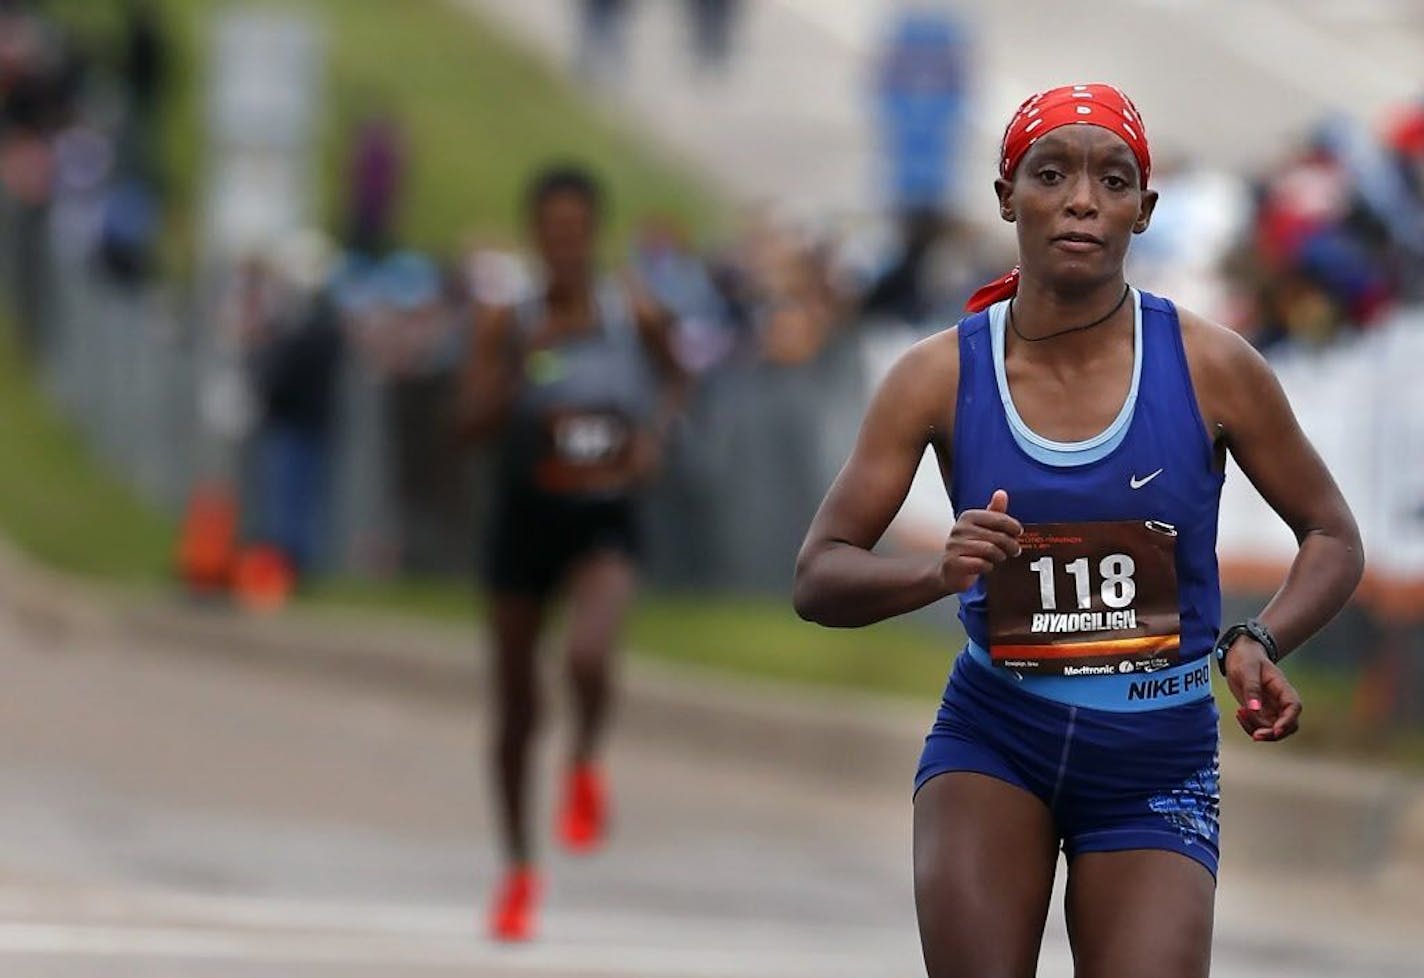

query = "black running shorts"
[484,489,640,597]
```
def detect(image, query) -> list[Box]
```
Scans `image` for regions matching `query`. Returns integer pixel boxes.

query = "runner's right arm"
[457,304,518,442]
[628,277,691,481]
[793,330,1023,627]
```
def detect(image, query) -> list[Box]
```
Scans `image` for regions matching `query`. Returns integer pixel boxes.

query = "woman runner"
[793,84,1363,977]
[460,165,685,942]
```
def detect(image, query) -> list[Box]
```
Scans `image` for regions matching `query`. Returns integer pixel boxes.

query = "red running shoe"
[558,764,608,853]
[488,866,540,941]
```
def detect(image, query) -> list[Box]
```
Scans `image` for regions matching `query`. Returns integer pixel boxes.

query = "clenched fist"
[938,490,1024,595]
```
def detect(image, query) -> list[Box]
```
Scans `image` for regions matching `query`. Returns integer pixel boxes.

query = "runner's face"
[533,191,598,286]
[996,125,1157,292]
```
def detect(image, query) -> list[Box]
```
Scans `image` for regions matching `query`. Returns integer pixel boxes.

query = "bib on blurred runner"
[533,404,638,495]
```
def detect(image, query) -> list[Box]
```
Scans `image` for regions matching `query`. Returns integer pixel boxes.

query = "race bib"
[533,407,637,495]
[987,520,1181,676]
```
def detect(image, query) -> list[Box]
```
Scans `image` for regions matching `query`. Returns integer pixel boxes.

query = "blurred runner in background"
[458,163,686,942]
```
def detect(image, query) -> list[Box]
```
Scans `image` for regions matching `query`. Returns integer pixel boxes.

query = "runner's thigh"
[913,772,1059,978]
[1066,848,1214,978]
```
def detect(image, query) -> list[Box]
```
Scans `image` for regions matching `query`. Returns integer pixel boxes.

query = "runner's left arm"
[456,303,519,442]
[629,279,691,439]
[1194,315,1364,740]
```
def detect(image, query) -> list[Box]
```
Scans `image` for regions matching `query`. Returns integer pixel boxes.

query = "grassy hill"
[42,0,719,257]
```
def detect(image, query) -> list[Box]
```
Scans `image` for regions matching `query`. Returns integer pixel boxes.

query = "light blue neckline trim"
[989,288,1142,467]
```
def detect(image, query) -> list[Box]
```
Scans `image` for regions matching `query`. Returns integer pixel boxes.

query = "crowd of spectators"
[1,0,169,347]
[6,0,1424,585]
[1222,106,1424,350]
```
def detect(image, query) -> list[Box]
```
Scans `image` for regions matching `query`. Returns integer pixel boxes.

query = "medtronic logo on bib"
[1062,663,1118,676]
[988,521,1181,677]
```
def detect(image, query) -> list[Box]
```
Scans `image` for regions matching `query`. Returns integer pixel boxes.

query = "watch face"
[1214,626,1244,673]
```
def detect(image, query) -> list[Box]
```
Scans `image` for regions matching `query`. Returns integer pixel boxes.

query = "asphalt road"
[1,595,1422,977]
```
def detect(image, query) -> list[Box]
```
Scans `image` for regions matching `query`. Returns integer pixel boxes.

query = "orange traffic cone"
[232,544,295,614]
[176,481,239,595]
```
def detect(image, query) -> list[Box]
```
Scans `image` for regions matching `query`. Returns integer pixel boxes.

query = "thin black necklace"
[1009,284,1131,343]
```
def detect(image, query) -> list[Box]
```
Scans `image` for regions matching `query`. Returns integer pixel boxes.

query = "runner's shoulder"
[1174,302,1275,398]
[887,321,961,388]
[869,322,961,443]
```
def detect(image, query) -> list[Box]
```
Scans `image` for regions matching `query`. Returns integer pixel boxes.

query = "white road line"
[0,921,904,977]
[0,887,913,975]
[5,884,1419,977]
[0,888,903,945]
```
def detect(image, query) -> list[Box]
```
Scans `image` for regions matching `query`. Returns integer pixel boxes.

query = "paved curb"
[2,541,1421,880]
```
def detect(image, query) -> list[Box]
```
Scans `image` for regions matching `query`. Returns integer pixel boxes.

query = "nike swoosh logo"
[1129,468,1164,490]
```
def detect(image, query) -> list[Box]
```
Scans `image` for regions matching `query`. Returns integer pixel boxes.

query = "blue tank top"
[951,289,1224,711]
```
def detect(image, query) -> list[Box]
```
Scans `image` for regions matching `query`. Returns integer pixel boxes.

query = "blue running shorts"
[915,648,1222,878]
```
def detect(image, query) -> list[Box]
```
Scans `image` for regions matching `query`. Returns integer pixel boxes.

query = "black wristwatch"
[1214,618,1280,676]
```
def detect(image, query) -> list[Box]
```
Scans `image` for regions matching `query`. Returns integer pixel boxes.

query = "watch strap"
[1214,618,1280,676]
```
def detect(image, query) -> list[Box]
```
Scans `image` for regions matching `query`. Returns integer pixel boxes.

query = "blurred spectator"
[1237,132,1393,348]
[0,4,83,139]
[1127,156,1250,327]
[686,0,741,77]
[633,215,733,374]
[207,252,280,450]
[575,0,631,88]
[342,110,407,257]
[0,1,85,352]
[121,0,166,110]
[858,208,940,326]
[459,235,531,309]
[350,250,451,376]
[1385,97,1424,207]
[94,174,159,285]
[249,231,343,576]
[334,248,468,572]
[119,0,167,174]
[0,116,54,206]
[1380,98,1424,302]
[372,251,464,572]
[1320,115,1424,262]
[722,213,848,368]
[856,207,991,329]
[222,252,285,351]
[48,121,114,265]
[872,7,970,213]
[758,232,845,367]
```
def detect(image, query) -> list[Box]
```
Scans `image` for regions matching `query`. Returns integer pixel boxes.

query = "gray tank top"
[501,279,659,497]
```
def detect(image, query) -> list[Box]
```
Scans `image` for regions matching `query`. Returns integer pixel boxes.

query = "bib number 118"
[1028,554,1136,611]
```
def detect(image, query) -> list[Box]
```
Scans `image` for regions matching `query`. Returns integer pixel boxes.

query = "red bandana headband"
[964,83,1152,313]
